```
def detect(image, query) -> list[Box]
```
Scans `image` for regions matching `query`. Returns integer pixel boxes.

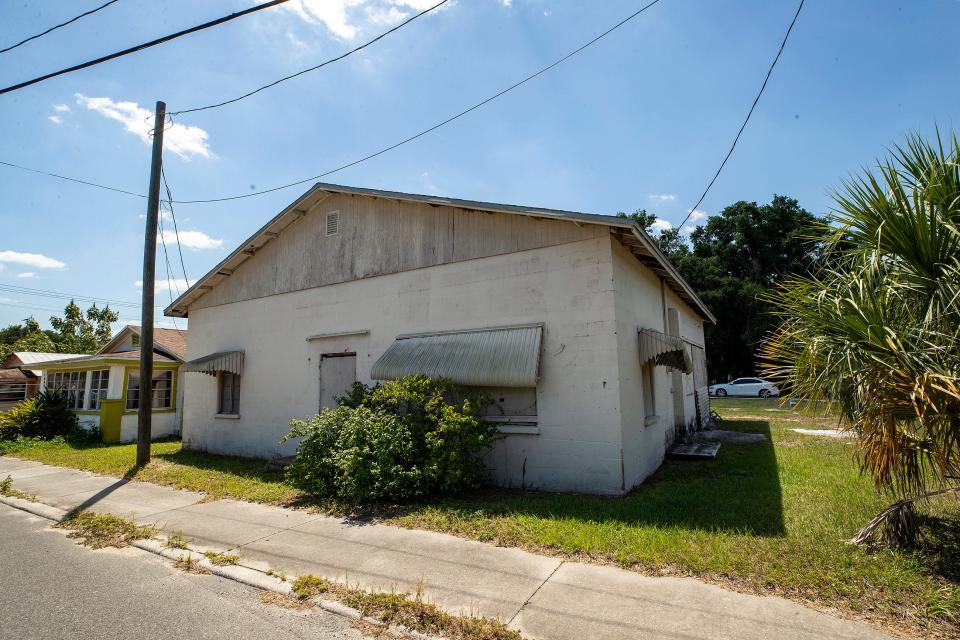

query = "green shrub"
[0,389,79,441]
[283,376,495,502]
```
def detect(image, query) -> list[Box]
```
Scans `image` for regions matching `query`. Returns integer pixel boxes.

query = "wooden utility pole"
[136,100,166,468]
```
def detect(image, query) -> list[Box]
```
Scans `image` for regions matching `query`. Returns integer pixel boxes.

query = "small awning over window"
[639,329,692,374]
[371,324,543,387]
[182,351,244,376]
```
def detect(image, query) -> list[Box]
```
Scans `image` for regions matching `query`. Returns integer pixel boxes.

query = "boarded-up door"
[666,308,686,430]
[319,353,356,410]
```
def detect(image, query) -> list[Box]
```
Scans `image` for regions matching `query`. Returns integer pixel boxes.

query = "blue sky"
[0,0,957,331]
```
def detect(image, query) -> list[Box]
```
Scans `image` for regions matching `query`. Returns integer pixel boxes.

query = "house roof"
[28,350,176,368]
[0,368,29,381]
[97,325,188,361]
[165,183,716,323]
[6,352,87,366]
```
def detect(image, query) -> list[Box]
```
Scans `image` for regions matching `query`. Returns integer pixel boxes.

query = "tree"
[762,129,960,545]
[49,301,118,353]
[619,198,822,382]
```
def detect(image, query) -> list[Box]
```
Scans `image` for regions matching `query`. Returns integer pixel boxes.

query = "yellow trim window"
[126,370,173,410]
[87,369,110,409]
[48,371,87,410]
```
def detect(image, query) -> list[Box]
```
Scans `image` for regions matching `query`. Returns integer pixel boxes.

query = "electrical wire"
[0,0,291,95]
[157,211,183,330]
[0,160,146,198]
[171,0,449,116]
[161,164,190,285]
[677,0,804,230]
[1,0,122,54]
[173,0,665,204]
[0,283,147,309]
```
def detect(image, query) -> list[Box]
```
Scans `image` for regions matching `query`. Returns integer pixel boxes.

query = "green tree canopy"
[0,302,119,359]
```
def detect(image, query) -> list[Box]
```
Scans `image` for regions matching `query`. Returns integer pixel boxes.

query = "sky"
[0,0,957,331]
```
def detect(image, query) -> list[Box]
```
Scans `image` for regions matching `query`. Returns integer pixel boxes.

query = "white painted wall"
[609,239,706,489]
[183,236,627,494]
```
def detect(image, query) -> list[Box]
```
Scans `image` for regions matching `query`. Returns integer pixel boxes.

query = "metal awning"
[371,324,543,387]
[182,351,244,376]
[639,329,692,373]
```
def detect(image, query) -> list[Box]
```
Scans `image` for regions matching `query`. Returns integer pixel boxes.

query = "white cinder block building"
[167,184,714,495]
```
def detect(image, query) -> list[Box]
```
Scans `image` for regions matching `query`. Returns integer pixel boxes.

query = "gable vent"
[325,211,340,236]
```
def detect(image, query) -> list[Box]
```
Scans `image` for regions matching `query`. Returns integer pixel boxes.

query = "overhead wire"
[677,0,805,231]
[0,0,291,95]
[161,164,190,286]
[170,0,449,116]
[1,0,122,54]
[0,283,147,309]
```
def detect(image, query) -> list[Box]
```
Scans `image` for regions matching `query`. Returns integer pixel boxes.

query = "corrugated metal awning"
[371,324,543,387]
[639,329,692,373]
[182,351,244,376]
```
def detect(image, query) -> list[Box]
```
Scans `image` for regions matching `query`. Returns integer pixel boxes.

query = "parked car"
[709,377,780,398]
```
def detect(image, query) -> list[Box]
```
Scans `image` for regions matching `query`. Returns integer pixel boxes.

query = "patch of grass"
[166,531,189,549]
[260,590,311,610]
[173,554,210,574]
[203,550,240,566]
[8,438,299,504]
[56,510,156,549]
[292,575,523,640]
[0,474,36,501]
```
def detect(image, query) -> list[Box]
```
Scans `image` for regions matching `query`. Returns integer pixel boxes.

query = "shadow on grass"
[387,419,786,537]
[152,447,288,484]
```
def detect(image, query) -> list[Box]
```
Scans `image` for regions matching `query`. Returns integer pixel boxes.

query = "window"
[131,334,140,348]
[325,210,340,236]
[642,363,656,419]
[49,371,86,410]
[87,370,110,409]
[126,370,173,410]
[477,387,537,427]
[218,372,241,415]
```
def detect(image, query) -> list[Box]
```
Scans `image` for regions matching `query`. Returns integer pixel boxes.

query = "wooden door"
[319,353,356,410]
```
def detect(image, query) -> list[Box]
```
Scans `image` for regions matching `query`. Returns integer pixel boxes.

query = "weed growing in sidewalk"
[0,475,35,501]
[165,531,189,549]
[203,550,240,566]
[173,554,210,574]
[56,511,156,549]
[291,574,524,640]
[260,591,311,610]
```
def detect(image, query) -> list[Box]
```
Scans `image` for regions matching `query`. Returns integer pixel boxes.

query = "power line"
[678,0,804,230]
[171,0,449,116]
[157,209,183,330]
[1,0,122,54]
[174,0,665,204]
[0,160,146,198]
[161,164,189,285]
[0,283,151,310]
[0,0,291,96]
[0,0,665,204]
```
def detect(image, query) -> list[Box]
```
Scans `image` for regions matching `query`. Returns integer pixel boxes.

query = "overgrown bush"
[0,389,78,441]
[282,376,495,502]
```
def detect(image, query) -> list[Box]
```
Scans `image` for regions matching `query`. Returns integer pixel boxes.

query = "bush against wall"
[282,376,496,502]
[0,389,79,441]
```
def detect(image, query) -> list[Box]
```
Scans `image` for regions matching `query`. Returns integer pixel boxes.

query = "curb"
[0,495,400,635]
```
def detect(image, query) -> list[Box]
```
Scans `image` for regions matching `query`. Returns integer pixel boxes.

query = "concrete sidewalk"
[0,456,888,640]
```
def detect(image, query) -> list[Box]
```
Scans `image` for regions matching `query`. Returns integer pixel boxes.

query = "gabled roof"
[6,352,87,366]
[97,325,188,361]
[28,351,176,368]
[165,183,715,323]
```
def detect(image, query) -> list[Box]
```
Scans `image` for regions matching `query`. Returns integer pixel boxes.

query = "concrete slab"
[11,474,117,499]
[514,562,888,640]
[140,508,284,549]
[179,498,319,530]
[0,456,46,473]
[0,465,82,481]
[241,516,560,620]
[668,441,721,460]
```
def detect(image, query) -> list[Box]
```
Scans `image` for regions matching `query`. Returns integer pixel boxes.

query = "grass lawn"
[2,400,957,637]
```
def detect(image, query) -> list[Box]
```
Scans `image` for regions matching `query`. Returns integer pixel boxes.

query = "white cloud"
[75,94,213,160]
[135,278,196,293]
[501,0,512,6]
[139,210,174,223]
[543,10,552,16]
[15,272,38,279]
[53,104,71,113]
[650,218,673,233]
[282,0,448,39]
[687,209,708,221]
[648,194,677,202]
[157,229,224,250]
[0,251,66,270]
[48,115,63,125]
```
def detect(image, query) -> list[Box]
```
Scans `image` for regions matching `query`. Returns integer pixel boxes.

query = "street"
[0,502,364,640]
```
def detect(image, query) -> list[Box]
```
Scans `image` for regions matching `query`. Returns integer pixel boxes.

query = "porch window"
[49,371,86,410]
[126,370,173,410]
[218,372,241,416]
[87,370,110,410]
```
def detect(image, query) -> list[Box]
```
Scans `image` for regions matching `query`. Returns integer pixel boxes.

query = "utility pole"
[136,100,165,468]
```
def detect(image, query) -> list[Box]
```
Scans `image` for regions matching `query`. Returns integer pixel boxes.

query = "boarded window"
[477,387,537,426]
[325,211,340,236]
[218,372,241,415]
[126,370,173,410]
[642,363,656,419]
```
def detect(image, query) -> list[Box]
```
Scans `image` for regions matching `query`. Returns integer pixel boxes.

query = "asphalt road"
[0,502,364,640]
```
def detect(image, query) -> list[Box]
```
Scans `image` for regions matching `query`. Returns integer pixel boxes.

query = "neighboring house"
[29,326,188,442]
[166,183,714,495]
[1,352,87,408]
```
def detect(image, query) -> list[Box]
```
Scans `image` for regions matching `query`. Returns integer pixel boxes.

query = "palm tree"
[762,129,960,545]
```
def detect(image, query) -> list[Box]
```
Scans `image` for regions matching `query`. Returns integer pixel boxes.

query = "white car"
[709,377,780,398]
